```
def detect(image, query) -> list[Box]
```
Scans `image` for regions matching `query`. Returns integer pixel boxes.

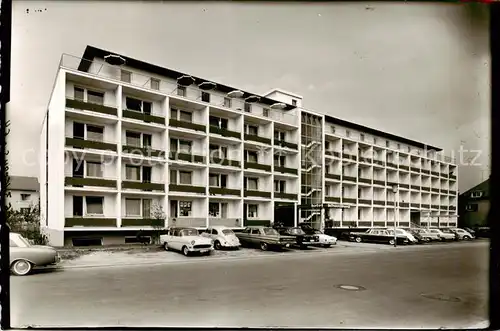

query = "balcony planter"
[169,119,206,132]
[65,137,117,152]
[209,126,241,139]
[325,173,341,180]
[325,196,341,203]
[122,109,165,125]
[210,158,240,167]
[121,218,165,227]
[244,162,272,172]
[122,145,164,157]
[244,190,271,198]
[209,187,241,196]
[169,153,205,164]
[122,181,165,191]
[66,98,117,116]
[65,217,117,227]
[169,184,206,194]
[244,134,271,145]
[274,166,298,175]
[274,140,298,150]
[65,177,117,188]
[274,192,298,200]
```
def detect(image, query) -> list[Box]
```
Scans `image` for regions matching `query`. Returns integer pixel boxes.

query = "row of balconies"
[322,196,457,210]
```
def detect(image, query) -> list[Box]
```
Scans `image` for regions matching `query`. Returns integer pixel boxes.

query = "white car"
[303,229,337,247]
[159,227,214,256]
[201,226,241,250]
[450,228,474,240]
[428,228,456,241]
[387,228,418,244]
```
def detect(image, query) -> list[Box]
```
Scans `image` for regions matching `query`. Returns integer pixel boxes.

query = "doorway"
[274,202,295,227]
[410,211,421,226]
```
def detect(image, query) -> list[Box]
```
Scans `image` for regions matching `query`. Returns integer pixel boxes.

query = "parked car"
[410,228,441,242]
[349,228,409,245]
[439,228,460,241]
[275,226,321,249]
[159,227,214,256]
[9,232,60,276]
[427,228,456,241]
[463,227,476,236]
[387,228,418,244]
[201,226,241,249]
[449,228,475,240]
[473,227,490,238]
[299,225,338,247]
[235,226,296,251]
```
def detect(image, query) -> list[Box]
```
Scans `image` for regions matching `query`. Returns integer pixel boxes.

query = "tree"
[150,202,166,244]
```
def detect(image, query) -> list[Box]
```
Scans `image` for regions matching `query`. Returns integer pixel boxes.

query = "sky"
[9,1,490,192]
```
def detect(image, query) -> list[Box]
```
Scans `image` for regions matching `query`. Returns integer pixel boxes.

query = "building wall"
[8,190,39,211]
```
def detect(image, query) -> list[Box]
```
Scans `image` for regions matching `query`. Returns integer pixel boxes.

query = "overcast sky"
[9,1,490,192]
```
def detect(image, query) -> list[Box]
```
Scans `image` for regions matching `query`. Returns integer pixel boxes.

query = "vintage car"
[201,226,241,249]
[386,228,418,244]
[299,225,337,247]
[159,227,214,256]
[235,226,296,251]
[428,228,456,241]
[449,228,474,240]
[409,228,441,242]
[274,226,321,249]
[349,228,410,245]
[9,232,60,276]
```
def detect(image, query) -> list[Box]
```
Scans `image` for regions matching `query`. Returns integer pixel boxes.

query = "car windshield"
[289,228,306,235]
[14,234,31,247]
[263,228,278,236]
[222,229,234,235]
[180,229,199,236]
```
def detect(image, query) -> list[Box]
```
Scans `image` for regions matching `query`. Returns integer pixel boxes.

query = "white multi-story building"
[40,46,458,246]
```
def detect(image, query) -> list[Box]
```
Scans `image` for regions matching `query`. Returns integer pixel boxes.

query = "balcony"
[431,204,440,209]
[400,202,409,208]
[169,184,206,194]
[244,133,272,145]
[449,174,457,180]
[449,205,456,211]
[373,179,385,186]
[411,185,421,191]
[65,137,117,152]
[244,161,272,172]
[387,201,395,206]
[66,98,117,116]
[121,218,165,227]
[122,109,165,125]
[410,167,420,173]
[65,177,117,188]
[343,175,356,182]
[422,169,431,175]
[273,166,298,175]
[449,190,457,195]
[275,192,298,200]
[210,157,241,168]
[373,200,385,206]
[399,165,410,171]
[169,152,205,164]
[431,188,440,193]
[386,161,398,169]
[399,184,410,189]
[441,189,449,194]
[244,190,271,198]
[169,119,206,133]
[122,181,165,191]
[431,171,440,177]
[343,197,356,204]
[422,187,431,192]
[209,187,241,196]
[325,196,341,203]
[422,204,430,209]
[325,173,341,180]
[122,145,164,158]
[410,203,420,208]
[387,181,398,187]
[65,217,117,227]
[274,140,298,150]
[342,153,357,161]
[359,199,371,205]
[373,160,385,167]
[325,151,341,158]
[359,177,371,184]
[209,126,241,139]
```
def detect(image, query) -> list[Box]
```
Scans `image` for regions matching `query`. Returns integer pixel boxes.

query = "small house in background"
[8,176,39,212]
[458,177,490,228]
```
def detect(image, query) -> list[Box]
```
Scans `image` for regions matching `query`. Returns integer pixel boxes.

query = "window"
[86,196,104,215]
[274,155,286,167]
[20,194,31,201]
[209,173,227,188]
[470,191,483,198]
[373,137,377,144]
[87,90,104,105]
[170,139,192,154]
[330,126,336,134]
[209,202,227,218]
[245,124,258,136]
[247,204,258,218]
[86,161,103,178]
[10,239,18,247]
[143,134,152,148]
[142,199,152,218]
[74,87,85,101]
[346,130,351,137]
[121,70,131,83]
[263,108,269,117]
[179,201,192,216]
[358,209,362,219]
[150,78,160,90]
[325,141,330,150]
[397,143,401,150]
[126,131,141,147]
[274,180,286,193]
[179,171,192,185]
[245,177,259,190]
[386,140,390,147]
[465,204,477,212]
[126,165,141,181]
[169,170,177,185]
[177,85,186,97]
[87,125,104,141]
[245,151,258,163]
[251,228,260,235]
[209,116,228,129]
[244,103,251,112]
[209,144,228,159]
[125,97,152,114]
[179,110,192,122]
[325,185,331,196]
[223,97,232,108]
[360,134,365,141]
[292,99,297,106]
[201,91,210,102]
[125,198,141,216]
[274,131,286,141]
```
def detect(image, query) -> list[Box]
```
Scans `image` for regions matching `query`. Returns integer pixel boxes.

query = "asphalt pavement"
[10,241,489,328]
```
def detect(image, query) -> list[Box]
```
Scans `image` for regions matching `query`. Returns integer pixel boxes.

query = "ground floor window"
[247,204,258,218]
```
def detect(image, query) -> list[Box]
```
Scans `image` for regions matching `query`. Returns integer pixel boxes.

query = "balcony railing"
[169,152,205,164]
[65,217,117,227]
[400,202,409,208]
[449,174,457,180]
[122,181,165,191]
[274,140,298,150]
[431,188,440,193]
[169,184,206,194]
[121,218,165,227]
[209,126,241,139]
[65,137,117,152]
[422,204,430,209]
[273,166,298,175]
[169,217,206,228]
[410,167,420,172]
[209,187,241,196]
[244,161,272,172]
[373,160,385,167]
[210,157,241,167]
[422,169,431,175]
[359,199,371,205]
[399,165,410,171]
[65,176,117,188]
[343,197,356,204]
[274,192,298,200]
[244,190,272,198]
[411,185,421,191]
[65,98,118,116]
[122,109,166,125]
[325,173,341,180]
[244,134,272,145]
[343,175,356,182]
[325,196,341,203]
[399,184,410,189]
[169,119,206,132]
[373,179,385,186]
[373,200,385,206]
[342,153,357,161]
[122,145,164,158]
[410,203,420,208]
[325,150,341,158]
[359,177,371,184]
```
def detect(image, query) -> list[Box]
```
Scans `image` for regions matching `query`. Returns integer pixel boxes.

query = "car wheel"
[355,237,362,243]
[182,246,190,256]
[163,242,169,251]
[11,259,32,276]
[260,242,268,251]
[389,239,395,245]
[323,244,331,248]
[214,240,222,250]
[463,235,471,240]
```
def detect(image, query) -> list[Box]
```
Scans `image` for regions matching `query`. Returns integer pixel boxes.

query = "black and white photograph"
[1,0,493,329]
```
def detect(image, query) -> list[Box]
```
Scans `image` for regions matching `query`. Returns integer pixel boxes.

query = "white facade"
[40,49,458,246]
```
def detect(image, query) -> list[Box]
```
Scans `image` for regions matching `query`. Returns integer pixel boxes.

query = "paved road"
[11,241,489,328]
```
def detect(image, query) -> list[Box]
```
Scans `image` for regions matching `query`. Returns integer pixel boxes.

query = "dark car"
[349,228,409,245]
[274,227,321,249]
